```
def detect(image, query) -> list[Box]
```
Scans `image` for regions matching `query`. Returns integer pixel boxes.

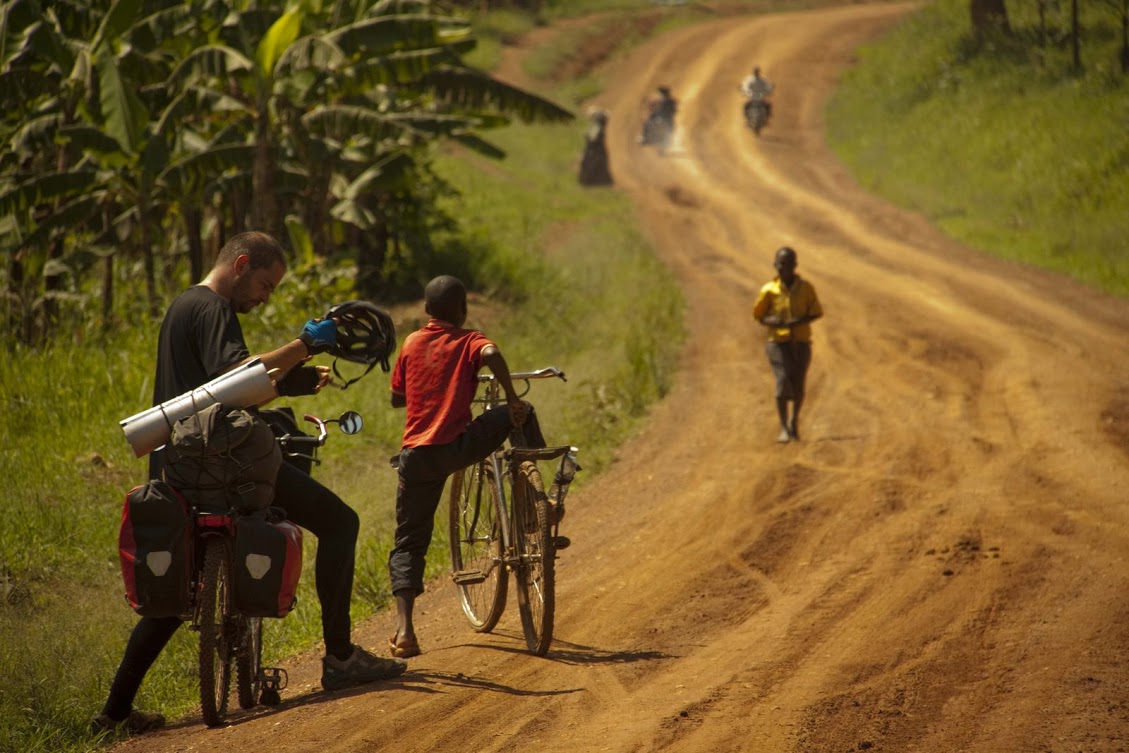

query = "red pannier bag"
[232,511,302,618]
[119,480,194,617]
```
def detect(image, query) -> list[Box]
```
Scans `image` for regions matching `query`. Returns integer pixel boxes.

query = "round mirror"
[337,411,363,435]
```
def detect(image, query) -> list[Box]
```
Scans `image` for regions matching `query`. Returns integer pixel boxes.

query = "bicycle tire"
[235,616,262,710]
[448,462,507,632]
[198,538,234,727]
[512,461,555,656]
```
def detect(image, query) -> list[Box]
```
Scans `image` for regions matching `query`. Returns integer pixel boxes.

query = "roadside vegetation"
[827,0,1129,296]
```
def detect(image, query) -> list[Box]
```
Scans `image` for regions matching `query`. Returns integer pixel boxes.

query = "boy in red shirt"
[387,275,543,658]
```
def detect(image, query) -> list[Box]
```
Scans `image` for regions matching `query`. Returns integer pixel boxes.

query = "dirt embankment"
[113,5,1129,752]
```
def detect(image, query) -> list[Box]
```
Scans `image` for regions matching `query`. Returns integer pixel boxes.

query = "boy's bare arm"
[481,345,528,426]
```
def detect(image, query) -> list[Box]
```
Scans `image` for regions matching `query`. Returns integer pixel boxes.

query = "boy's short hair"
[425,275,466,322]
[774,246,797,268]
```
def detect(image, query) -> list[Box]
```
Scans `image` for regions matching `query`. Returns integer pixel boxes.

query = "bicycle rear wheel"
[448,462,507,632]
[512,461,555,656]
[235,616,262,710]
[198,538,234,726]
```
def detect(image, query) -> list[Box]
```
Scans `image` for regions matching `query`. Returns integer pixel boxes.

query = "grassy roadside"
[827,0,1128,296]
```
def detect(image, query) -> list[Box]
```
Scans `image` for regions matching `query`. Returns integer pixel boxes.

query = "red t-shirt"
[391,320,494,448]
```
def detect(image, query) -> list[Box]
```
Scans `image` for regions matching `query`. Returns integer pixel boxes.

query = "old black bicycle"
[447,367,578,656]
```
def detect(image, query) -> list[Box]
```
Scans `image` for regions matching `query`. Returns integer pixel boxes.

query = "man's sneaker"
[91,710,166,735]
[321,644,407,691]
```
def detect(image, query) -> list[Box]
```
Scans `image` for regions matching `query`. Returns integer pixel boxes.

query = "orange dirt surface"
[111,4,1129,752]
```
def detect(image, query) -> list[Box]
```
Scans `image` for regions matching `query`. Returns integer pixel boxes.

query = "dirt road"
[113,4,1129,752]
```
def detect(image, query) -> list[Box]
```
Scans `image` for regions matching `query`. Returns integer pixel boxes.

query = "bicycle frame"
[450,367,575,655]
[471,368,568,558]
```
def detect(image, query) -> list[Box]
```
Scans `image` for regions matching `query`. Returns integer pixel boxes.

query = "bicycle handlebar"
[476,366,567,383]
[276,414,330,463]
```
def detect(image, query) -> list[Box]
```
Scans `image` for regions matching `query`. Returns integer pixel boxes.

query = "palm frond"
[451,132,506,159]
[420,65,574,123]
[167,44,254,90]
[326,15,457,57]
[0,169,101,216]
[157,143,254,196]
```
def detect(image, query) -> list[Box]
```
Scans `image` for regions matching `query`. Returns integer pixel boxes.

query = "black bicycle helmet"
[323,300,397,388]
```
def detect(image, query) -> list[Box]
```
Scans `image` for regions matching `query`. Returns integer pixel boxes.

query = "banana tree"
[167,0,572,269]
[0,0,182,333]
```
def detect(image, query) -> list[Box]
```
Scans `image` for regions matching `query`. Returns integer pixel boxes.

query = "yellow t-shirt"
[753,276,823,343]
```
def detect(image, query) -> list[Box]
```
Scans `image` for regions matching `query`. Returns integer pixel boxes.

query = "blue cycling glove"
[298,318,337,355]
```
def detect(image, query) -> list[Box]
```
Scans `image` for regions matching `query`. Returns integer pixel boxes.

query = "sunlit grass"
[827,0,1129,296]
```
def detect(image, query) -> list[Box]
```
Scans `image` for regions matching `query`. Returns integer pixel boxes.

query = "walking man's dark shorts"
[765,341,812,400]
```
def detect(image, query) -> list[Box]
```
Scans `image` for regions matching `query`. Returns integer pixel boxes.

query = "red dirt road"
[112,4,1129,752]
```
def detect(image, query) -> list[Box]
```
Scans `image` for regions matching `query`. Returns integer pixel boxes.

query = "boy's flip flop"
[389,634,421,659]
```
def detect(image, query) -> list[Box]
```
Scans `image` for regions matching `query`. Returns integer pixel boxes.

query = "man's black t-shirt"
[153,285,249,406]
[150,286,249,477]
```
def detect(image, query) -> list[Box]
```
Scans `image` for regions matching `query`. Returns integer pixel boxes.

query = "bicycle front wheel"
[513,461,555,656]
[198,538,234,726]
[448,462,508,632]
[235,616,262,710]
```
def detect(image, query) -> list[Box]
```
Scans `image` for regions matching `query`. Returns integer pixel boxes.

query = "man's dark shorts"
[765,341,812,400]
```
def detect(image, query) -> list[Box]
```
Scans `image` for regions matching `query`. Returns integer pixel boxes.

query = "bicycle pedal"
[552,535,571,550]
[260,666,288,691]
[452,569,487,585]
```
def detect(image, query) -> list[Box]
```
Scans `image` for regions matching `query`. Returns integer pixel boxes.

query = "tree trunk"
[357,216,389,299]
[208,200,226,267]
[1038,0,1047,47]
[101,252,114,331]
[1071,0,1081,70]
[43,234,64,340]
[971,0,1010,35]
[138,187,159,318]
[1121,0,1129,73]
[6,254,26,344]
[42,139,73,341]
[306,167,332,258]
[252,109,282,241]
[185,205,204,283]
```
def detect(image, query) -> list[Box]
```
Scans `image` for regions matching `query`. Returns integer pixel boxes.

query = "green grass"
[827,0,1129,296]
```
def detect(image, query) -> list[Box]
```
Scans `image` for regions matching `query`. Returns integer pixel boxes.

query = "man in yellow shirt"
[752,247,824,443]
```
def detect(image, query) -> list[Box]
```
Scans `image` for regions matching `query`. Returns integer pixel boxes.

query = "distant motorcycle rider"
[639,85,678,152]
[740,66,774,122]
[651,85,678,123]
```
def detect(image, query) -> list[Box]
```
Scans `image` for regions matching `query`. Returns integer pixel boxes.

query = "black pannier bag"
[231,509,303,618]
[164,402,282,513]
[119,480,193,617]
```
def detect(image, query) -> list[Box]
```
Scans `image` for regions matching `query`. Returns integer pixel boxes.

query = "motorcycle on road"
[639,86,677,155]
[743,96,771,136]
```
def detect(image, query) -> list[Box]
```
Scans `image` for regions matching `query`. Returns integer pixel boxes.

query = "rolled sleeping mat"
[119,358,278,458]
